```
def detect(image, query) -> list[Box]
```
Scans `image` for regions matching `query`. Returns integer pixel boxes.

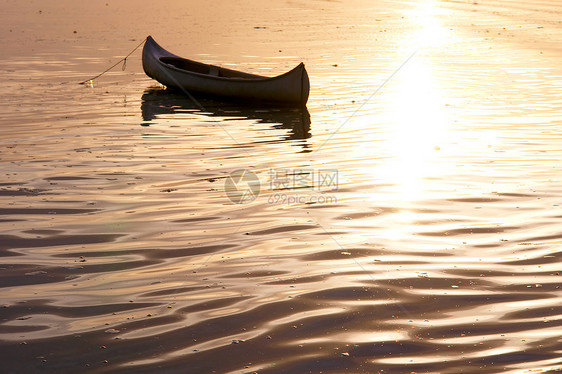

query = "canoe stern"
[300,63,310,106]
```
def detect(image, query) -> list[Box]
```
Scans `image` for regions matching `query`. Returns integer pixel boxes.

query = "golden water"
[1,0,561,372]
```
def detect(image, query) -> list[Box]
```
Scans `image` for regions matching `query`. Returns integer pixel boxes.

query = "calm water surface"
[1,0,561,372]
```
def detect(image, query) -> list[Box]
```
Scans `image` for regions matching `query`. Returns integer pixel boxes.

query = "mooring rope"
[79,38,147,85]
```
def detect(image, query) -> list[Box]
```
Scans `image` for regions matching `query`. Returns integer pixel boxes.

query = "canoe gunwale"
[158,58,306,83]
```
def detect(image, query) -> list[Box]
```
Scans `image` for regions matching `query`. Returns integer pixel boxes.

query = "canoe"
[142,36,309,106]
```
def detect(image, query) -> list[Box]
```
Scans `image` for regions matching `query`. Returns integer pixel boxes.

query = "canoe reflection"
[140,88,311,143]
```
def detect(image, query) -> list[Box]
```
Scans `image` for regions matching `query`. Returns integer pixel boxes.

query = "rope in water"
[79,38,147,85]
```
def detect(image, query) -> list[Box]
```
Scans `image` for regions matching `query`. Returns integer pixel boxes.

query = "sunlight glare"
[405,0,451,49]
[379,56,450,202]
[373,1,453,204]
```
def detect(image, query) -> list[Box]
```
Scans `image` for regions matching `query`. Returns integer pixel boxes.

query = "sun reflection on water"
[384,56,450,202]
[372,1,454,204]
[404,0,452,49]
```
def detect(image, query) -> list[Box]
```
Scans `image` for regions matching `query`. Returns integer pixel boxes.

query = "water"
[1,0,561,372]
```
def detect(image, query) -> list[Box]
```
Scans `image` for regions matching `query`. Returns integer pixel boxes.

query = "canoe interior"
[160,57,262,79]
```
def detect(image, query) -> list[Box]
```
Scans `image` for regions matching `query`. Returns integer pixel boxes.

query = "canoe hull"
[142,36,309,106]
